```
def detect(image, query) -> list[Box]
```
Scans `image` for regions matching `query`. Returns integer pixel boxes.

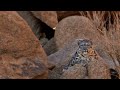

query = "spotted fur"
[63,39,94,70]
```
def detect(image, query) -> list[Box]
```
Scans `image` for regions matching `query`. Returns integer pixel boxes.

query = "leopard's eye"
[80,43,84,46]
[86,42,89,46]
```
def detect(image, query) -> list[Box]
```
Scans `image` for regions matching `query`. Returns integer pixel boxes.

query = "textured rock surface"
[32,11,58,28]
[0,55,48,79]
[43,38,58,56]
[55,16,100,49]
[87,54,111,79]
[48,66,63,79]
[0,11,48,79]
[47,61,55,70]
[62,64,87,79]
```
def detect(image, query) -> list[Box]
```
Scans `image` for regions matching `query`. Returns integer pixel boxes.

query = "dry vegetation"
[79,11,120,71]
[79,11,120,31]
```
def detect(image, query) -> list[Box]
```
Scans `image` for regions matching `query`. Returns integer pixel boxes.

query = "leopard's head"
[78,39,92,52]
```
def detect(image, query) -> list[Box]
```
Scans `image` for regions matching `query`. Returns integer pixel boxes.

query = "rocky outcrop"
[17,11,55,40]
[54,16,116,69]
[48,39,110,79]
[31,11,58,28]
[1,11,120,79]
[0,11,48,79]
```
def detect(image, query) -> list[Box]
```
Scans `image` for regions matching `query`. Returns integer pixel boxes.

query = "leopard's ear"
[78,39,83,46]
[89,40,93,46]
[88,39,93,45]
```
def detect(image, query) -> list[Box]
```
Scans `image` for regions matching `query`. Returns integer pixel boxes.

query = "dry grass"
[79,11,120,32]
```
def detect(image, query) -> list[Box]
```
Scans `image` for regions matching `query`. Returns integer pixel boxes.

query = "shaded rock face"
[31,11,58,28]
[39,38,49,47]
[48,39,110,79]
[17,11,42,39]
[43,38,58,56]
[17,11,55,40]
[110,68,119,79]
[57,11,80,22]
[0,11,48,79]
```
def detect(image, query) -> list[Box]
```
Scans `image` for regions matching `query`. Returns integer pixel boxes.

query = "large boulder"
[0,11,48,79]
[55,16,101,49]
[54,16,116,69]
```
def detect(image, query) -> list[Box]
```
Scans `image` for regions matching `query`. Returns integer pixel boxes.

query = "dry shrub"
[79,11,120,33]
